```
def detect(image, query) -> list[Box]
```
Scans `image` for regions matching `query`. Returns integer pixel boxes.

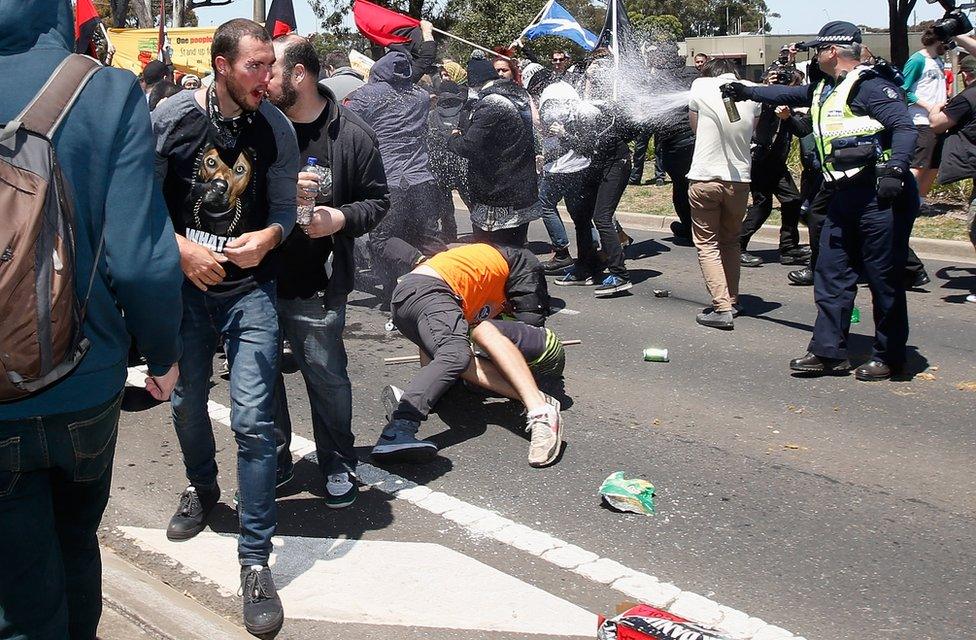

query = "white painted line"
[120,527,596,636]
[126,369,799,640]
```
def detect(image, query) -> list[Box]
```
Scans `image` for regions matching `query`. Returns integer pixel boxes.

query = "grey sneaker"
[702,304,742,318]
[696,309,734,329]
[325,472,357,509]
[526,395,562,468]
[372,418,437,464]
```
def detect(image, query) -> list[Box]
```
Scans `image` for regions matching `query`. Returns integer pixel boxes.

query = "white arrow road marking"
[120,527,595,636]
[124,367,800,640]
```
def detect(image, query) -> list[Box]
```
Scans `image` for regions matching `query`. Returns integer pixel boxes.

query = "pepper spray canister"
[723,94,741,123]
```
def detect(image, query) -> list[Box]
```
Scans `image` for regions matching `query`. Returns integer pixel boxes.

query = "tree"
[102,0,198,28]
[620,0,771,37]
[888,0,918,67]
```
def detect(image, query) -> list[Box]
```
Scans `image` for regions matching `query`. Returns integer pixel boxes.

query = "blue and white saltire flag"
[520,0,599,51]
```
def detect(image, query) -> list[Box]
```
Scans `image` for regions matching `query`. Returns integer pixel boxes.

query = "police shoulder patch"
[882,86,900,100]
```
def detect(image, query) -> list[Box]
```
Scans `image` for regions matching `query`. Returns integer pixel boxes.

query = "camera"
[933,9,973,41]
[926,0,974,42]
[767,48,796,85]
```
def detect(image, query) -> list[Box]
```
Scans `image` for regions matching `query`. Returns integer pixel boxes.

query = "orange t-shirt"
[426,244,511,324]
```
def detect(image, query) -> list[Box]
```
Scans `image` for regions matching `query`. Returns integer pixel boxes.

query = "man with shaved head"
[266,33,389,509]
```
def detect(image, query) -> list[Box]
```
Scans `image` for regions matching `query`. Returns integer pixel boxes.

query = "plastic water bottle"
[297,157,330,227]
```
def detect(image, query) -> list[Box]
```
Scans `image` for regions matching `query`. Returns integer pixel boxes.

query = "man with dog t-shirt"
[151,18,298,636]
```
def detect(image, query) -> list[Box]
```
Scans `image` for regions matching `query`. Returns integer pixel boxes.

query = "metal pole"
[254,0,266,22]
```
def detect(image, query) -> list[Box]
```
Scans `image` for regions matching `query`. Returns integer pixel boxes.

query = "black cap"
[142,60,167,85]
[800,21,862,50]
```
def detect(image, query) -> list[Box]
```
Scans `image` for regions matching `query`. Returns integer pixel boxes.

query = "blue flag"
[520,1,599,51]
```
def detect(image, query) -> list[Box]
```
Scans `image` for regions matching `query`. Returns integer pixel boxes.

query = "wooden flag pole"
[384,339,582,365]
[430,26,511,60]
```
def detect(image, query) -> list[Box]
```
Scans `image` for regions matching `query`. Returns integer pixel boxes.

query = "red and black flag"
[74,0,100,57]
[353,0,419,47]
[266,0,297,38]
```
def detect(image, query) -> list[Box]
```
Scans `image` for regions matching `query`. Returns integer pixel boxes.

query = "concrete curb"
[613,210,976,265]
[450,196,975,263]
[101,548,252,640]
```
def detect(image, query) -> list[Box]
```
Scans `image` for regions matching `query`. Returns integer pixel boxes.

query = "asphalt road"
[103,212,976,640]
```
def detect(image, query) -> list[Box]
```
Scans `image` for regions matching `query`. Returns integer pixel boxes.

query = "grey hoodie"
[346,50,433,187]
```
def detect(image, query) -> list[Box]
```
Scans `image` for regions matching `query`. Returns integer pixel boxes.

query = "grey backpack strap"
[17,54,101,139]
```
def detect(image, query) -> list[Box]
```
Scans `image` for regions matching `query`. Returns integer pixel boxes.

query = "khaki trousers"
[689,180,751,312]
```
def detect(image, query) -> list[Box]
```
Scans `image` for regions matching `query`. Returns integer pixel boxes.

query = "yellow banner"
[108,27,215,77]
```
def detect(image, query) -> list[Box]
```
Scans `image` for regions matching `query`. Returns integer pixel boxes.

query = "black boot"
[789,352,850,375]
[788,267,814,286]
[855,360,901,381]
[166,484,220,541]
[241,565,284,637]
[740,252,763,267]
[542,247,574,274]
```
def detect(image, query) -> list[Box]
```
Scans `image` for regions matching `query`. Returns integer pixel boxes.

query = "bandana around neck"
[207,82,256,149]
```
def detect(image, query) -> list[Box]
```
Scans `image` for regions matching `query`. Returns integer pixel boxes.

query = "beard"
[224,71,261,113]
[270,74,299,112]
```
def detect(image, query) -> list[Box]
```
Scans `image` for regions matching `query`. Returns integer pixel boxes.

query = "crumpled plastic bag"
[597,604,733,640]
[599,472,655,515]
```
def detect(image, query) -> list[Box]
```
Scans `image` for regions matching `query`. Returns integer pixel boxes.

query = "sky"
[196,0,952,35]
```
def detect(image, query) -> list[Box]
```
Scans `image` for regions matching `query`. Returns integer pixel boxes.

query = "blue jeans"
[0,394,122,640]
[538,172,573,250]
[171,281,280,566]
[274,294,355,478]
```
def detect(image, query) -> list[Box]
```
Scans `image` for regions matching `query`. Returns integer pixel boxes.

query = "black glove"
[720,82,750,102]
[877,165,906,200]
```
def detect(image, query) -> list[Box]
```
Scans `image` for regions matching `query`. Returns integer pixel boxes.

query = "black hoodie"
[447,79,538,209]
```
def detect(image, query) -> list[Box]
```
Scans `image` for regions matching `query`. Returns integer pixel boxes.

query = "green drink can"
[851,306,860,324]
[643,348,669,362]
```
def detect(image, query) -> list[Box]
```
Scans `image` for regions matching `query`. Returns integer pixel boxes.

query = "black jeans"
[471,223,529,247]
[369,180,448,302]
[566,157,631,279]
[661,145,694,233]
[390,275,472,423]
[0,394,122,640]
[741,170,802,252]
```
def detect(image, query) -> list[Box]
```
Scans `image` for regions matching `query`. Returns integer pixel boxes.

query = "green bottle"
[851,307,860,324]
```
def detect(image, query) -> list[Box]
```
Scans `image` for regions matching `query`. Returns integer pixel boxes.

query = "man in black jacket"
[930,51,976,303]
[268,34,389,508]
[739,67,812,268]
[448,57,540,246]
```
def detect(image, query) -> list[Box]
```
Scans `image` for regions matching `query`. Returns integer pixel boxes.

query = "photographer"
[723,22,919,381]
[739,59,812,268]
[929,47,976,304]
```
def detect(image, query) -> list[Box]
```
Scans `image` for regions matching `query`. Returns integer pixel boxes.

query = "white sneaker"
[967,293,976,304]
[382,384,404,421]
[526,396,562,468]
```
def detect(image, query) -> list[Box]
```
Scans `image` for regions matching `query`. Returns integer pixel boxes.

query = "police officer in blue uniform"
[723,22,919,381]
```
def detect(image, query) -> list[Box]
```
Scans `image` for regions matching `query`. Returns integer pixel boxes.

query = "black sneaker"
[740,252,763,267]
[542,249,574,274]
[167,484,220,541]
[593,274,633,297]
[240,565,284,637]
